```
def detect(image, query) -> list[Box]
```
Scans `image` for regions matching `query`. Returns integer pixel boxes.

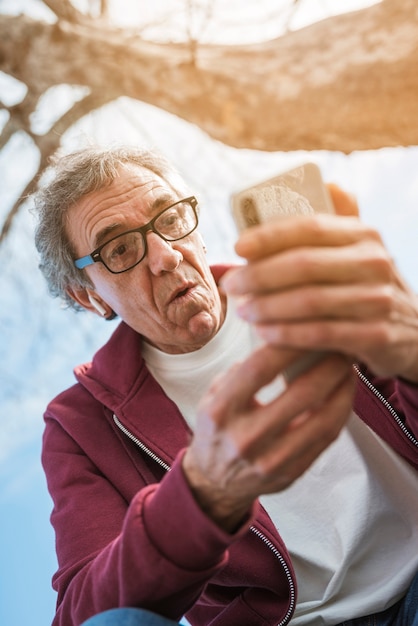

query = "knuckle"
[376,284,397,314]
[258,451,290,484]
[295,250,316,278]
[308,324,331,345]
[364,243,393,280]
[373,322,394,345]
[308,215,329,238]
[363,224,382,242]
[288,287,321,316]
[356,320,393,348]
[233,433,256,460]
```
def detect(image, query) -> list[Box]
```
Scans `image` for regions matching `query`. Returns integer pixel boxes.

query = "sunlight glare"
[107,0,382,44]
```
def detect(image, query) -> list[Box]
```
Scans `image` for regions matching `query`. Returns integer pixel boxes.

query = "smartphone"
[231,162,334,232]
[231,162,334,382]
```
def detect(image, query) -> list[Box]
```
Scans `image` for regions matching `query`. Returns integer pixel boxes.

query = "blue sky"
[2,92,418,626]
[2,2,418,625]
[0,439,57,624]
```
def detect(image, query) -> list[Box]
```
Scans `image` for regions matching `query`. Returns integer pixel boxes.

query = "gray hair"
[33,145,188,311]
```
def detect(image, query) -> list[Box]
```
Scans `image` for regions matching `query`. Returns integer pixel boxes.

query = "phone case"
[231,162,334,232]
[230,163,334,382]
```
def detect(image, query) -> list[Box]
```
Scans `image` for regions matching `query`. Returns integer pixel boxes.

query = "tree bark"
[1,0,418,240]
[1,0,418,154]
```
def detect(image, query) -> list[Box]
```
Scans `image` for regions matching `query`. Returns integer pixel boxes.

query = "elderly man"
[34,146,418,626]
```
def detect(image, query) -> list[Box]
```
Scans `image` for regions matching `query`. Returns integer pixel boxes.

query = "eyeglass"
[74,196,199,274]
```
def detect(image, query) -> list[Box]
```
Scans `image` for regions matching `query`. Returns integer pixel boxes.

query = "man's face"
[66,165,226,354]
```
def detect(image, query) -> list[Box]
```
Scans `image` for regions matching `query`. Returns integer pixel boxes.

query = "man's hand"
[221,186,418,383]
[182,346,354,532]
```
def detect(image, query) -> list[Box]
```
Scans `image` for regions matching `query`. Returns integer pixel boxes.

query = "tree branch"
[1,0,417,248]
[0,90,115,243]
[99,0,110,19]
[2,1,418,154]
[40,0,86,23]
[0,90,39,149]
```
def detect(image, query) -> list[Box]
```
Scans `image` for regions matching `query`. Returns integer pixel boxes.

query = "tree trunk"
[1,0,417,154]
[1,0,418,240]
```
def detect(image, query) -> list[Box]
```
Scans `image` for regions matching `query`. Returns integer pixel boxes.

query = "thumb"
[327,183,359,217]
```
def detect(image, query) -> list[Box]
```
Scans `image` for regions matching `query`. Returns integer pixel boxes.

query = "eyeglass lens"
[100,199,197,273]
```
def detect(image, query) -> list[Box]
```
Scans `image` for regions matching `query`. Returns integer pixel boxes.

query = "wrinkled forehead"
[98,163,174,199]
[66,164,182,254]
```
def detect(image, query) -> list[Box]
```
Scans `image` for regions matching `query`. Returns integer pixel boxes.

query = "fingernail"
[220,268,240,292]
[256,325,280,342]
[235,297,253,321]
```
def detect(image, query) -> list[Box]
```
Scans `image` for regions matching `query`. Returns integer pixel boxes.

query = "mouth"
[168,282,196,304]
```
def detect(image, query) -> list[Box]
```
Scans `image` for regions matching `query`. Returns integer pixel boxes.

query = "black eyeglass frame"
[74,196,199,274]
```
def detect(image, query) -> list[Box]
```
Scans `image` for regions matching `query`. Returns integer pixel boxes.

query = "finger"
[231,213,367,263]
[224,238,391,296]
[255,313,418,379]
[235,283,396,324]
[201,344,304,421]
[327,183,359,217]
[255,318,392,361]
[185,354,354,530]
[230,353,353,461]
[256,370,355,491]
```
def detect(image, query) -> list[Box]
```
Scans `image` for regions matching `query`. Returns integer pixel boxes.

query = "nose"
[146,232,183,275]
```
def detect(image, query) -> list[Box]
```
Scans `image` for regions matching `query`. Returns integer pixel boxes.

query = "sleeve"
[42,416,254,626]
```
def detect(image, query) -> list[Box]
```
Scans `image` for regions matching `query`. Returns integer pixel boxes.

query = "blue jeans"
[337,570,418,626]
[79,572,418,626]
[80,608,181,626]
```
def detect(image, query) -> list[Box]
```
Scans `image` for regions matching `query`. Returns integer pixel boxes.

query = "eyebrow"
[93,193,177,250]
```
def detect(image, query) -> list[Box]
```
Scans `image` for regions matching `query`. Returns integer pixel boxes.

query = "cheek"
[181,240,210,273]
[113,282,145,311]
[89,271,145,310]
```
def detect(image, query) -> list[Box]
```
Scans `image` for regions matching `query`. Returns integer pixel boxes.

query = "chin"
[187,314,221,347]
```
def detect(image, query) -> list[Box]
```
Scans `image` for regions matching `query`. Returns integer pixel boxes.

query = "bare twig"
[40,0,86,23]
[100,0,110,19]
[283,0,307,32]
[0,90,115,243]
[184,0,216,64]
[0,117,19,151]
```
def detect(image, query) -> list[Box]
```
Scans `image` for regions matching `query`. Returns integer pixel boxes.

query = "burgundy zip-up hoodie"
[42,268,418,626]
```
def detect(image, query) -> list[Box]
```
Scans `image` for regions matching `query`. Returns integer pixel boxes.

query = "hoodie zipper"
[113,412,296,624]
[249,525,296,625]
[113,414,171,472]
[354,366,418,447]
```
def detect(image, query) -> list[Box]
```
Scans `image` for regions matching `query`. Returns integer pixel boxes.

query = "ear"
[66,287,109,318]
